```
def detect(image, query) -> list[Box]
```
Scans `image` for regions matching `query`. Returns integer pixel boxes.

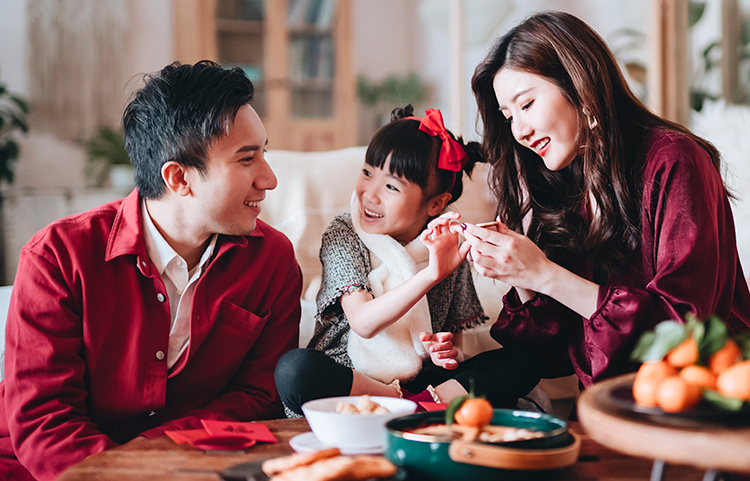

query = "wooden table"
[58,416,714,480]
[578,373,750,480]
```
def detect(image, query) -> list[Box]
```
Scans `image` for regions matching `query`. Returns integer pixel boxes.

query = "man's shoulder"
[25,198,125,251]
[252,219,296,253]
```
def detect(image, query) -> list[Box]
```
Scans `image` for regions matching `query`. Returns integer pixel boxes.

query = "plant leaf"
[703,389,745,411]
[685,312,705,345]
[445,395,467,426]
[11,95,29,114]
[688,1,706,28]
[631,321,687,362]
[630,330,656,361]
[698,316,728,362]
[737,332,750,361]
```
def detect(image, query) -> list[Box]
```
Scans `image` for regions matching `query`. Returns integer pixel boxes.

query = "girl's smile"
[354,157,432,244]
[493,68,580,171]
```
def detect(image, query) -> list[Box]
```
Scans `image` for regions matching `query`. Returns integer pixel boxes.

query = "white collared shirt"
[142,200,217,369]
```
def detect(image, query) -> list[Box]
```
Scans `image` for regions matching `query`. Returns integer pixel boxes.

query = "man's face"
[188,104,276,237]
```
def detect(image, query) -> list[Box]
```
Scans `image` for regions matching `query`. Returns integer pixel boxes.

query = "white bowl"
[301,396,417,451]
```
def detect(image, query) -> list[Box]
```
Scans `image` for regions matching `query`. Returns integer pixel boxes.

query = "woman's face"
[493,68,580,171]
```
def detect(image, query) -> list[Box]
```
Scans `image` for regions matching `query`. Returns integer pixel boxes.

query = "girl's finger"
[434,332,453,342]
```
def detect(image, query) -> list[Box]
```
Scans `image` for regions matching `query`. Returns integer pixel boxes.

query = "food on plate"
[408,422,546,443]
[443,379,497,441]
[716,361,750,401]
[454,398,494,428]
[630,315,750,412]
[709,340,742,375]
[679,365,716,391]
[262,447,341,475]
[263,450,396,481]
[654,376,702,412]
[334,395,390,415]
[632,361,678,405]
[665,338,699,368]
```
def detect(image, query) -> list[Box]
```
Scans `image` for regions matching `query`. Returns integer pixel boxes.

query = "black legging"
[275,345,544,415]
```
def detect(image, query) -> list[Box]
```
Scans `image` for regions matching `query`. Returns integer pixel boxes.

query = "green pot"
[384,409,576,481]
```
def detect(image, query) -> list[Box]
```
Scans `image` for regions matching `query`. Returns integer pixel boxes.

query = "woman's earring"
[583,107,598,130]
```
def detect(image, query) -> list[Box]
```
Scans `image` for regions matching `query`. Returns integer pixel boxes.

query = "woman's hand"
[421,212,471,283]
[452,217,600,318]
[453,217,554,292]
[419,331,463,370]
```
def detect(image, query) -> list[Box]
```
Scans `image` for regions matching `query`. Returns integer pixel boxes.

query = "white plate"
[289,432,383,455]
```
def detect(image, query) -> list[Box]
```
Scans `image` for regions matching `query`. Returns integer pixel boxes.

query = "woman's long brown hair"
[471,11,723,276]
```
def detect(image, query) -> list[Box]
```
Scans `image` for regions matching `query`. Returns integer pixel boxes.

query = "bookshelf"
[173,0,356,152]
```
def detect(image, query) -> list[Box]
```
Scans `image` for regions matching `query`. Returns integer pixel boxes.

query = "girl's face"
[354,157,436,244]
[493,68,580,171]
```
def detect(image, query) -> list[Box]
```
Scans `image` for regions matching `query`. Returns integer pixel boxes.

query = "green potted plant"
[84,126,134,190]
[357,73,427,140]
[0,80,28,184]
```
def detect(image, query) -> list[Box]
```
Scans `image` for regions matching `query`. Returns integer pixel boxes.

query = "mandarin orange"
[655,376,702,412]
[709,340,742,375]
[454,398,494,428]
[666,338,699,368]
[632,361,678,406]
[679,365,716,391]
[716,360,750,401]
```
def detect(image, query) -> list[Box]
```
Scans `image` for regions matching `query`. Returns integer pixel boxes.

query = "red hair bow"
[418,109,467,172]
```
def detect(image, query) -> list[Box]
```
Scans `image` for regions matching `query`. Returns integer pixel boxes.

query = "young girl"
[275,105,543,416]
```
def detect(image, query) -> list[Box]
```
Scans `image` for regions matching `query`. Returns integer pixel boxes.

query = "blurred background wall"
[0,0,749,284]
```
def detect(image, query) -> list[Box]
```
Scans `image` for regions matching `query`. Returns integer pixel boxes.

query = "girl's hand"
[421,212,471,282]
[451,217,553,293]
[420,331,460,370]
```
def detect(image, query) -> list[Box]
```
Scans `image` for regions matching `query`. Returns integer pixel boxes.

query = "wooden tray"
[448,432,581,470]
[577,373,750,474]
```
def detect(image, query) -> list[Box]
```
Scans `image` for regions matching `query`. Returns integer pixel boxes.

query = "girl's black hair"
[365,104,485,204]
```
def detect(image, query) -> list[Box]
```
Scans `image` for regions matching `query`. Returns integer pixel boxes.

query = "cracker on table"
[262,447,341,475]
[269,455,397,481]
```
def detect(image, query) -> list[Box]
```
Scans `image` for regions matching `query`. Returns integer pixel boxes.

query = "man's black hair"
[122,60,254,199]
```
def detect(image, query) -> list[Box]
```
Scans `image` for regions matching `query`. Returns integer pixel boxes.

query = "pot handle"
[448,432,581,471]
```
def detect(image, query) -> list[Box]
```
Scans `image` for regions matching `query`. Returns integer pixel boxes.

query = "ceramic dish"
[301,396,417,452]
[384,409,579,481]
[288,431,383,455]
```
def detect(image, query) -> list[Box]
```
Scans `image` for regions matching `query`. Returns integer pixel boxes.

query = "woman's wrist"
[540,262,599,318]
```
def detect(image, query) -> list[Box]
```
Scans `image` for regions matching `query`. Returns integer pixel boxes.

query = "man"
[0,61,302,480]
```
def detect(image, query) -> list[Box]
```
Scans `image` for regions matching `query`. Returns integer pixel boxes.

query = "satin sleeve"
[493,132,750,385]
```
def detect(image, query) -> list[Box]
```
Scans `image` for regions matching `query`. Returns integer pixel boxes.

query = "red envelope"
[165,428,210,444]
[419,402,449,411]
[201,420,277,443]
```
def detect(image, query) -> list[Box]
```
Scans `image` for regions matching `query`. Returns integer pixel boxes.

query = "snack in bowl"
[335,395,391,415]
[630,314,750,412]
[301,396,417,451]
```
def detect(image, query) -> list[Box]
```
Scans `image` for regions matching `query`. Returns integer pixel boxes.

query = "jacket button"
[157,293,166,302]
[155,350,165,360]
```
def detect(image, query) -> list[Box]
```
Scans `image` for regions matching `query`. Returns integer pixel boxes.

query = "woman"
[463,11,750,387]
